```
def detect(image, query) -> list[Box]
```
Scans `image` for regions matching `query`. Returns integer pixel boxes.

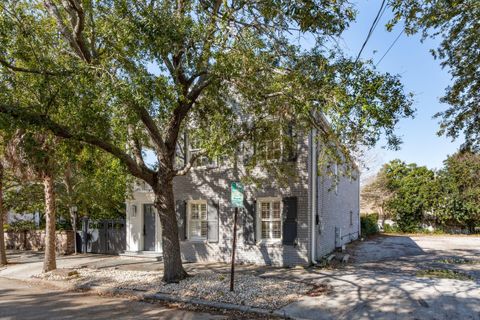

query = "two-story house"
[124,127,360,266]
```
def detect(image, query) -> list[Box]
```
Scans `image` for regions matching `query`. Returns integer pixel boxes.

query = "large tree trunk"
[43,173,56,272]
[154,178,188,283]
[0,163,7,266]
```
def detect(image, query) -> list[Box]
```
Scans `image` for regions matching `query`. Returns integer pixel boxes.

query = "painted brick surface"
[126,133,360,266]
[172,138,311,267]
[315,166,360,258]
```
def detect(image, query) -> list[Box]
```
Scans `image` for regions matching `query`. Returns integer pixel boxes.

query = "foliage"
[368,151,480,233]
[361,167,393,221]
[4,220,36,232]
[55,146,129,221]
[360,213,379,236]
[435,149,480,231]
[416,269,473,281]
[385,161,438,232]
[389,0,480,149]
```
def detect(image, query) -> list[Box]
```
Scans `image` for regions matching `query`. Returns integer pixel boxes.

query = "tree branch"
[0,104,155,184]
[127,124,146,168]
[174,151,204,176]
[0,58,63,76]
[44,0,92,63]
[130,102,166,154]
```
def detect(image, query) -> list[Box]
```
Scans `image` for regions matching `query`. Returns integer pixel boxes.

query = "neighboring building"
[125,128,360,266]
[7,210,40,226]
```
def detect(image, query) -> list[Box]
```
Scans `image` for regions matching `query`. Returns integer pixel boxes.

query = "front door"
[143,204,156,251]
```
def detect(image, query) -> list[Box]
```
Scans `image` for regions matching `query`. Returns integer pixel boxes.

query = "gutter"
[308,129,318,265]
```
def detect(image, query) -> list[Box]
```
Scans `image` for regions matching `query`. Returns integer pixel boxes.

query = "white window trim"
[186,200,208,241]
[187,134,217,170]
[256,197,283,244]
[259,138,283,163]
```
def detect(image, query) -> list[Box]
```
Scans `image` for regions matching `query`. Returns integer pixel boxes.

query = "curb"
[144,292,295,319]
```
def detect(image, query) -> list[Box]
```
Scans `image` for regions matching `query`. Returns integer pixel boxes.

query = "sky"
[336,1,463,173]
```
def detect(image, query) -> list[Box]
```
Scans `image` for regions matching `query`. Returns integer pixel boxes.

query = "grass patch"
[433,258,480,265]
[416,269,473,281]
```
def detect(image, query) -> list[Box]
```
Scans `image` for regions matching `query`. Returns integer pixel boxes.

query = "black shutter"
[175,200,187,240]
[282,196,297,245]
[283,122,297,162]
[207,200,219,243]
[243,198,256,244]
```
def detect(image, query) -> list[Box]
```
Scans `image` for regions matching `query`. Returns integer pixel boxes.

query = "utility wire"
[355,0,387,63]
[375,29,405,67]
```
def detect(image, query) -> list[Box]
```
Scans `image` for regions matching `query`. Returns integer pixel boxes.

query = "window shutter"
[243,198,256,245]
[283,123,297,162]
[175,200,187,240]
[282,196,297,246]
[207,200,219,243]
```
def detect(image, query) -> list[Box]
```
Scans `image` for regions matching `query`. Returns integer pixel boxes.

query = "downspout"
[309,129,318,265]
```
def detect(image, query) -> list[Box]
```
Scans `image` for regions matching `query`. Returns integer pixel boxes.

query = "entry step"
[119,251,163,261]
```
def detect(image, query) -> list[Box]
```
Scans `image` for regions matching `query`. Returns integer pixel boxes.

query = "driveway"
[0,277,225,320]
[275,235,480,320]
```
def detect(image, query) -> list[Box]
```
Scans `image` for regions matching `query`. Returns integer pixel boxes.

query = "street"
[0,277,225,320]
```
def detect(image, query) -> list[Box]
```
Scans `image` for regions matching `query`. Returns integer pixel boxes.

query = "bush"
[383,224,398,233]
[361,213,379,236]
[5,220,37,232]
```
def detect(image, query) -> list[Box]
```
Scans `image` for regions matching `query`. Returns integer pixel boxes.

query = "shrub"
[361,213,379,236]
[5,220,37,232]
[383,224,398,233]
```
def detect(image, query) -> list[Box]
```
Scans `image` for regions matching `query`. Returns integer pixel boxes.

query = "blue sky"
[337,1,463,171]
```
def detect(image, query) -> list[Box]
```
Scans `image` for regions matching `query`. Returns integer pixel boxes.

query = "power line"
[375,29,405,67]
[355,0,387,63]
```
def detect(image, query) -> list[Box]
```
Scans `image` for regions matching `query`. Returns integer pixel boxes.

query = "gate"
[81,218,126,254]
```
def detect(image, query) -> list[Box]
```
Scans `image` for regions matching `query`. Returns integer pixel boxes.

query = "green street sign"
[231,182,244,208]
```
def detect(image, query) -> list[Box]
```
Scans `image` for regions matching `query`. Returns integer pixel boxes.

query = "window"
[189,136,216,168]
[258,138,282,161]
[350,210,353,226]
[258,198,282,240]
[188,201,208,240]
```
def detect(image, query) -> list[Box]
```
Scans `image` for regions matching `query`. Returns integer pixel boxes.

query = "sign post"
[230,182,244,292]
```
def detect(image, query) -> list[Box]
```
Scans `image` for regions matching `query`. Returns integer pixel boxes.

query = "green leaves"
[389,0,480,149]
[0,0,415,185]
[366,151,480,232]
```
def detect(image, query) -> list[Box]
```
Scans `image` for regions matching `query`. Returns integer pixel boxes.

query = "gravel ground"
[34,268,310,309]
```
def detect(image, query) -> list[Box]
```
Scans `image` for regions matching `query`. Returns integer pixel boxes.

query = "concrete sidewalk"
[0,251,123,280]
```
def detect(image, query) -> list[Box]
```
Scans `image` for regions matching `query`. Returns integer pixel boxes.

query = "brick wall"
[315,166,360,258]
[172,137,311,267]
[4,230,75,255]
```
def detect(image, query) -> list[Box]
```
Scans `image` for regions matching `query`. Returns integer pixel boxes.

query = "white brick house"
[125,129,360,266]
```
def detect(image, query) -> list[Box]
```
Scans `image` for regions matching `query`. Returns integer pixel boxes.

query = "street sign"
[231,182,244,208]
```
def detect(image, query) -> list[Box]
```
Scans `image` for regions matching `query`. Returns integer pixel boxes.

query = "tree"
[0,1,414,282]
[5,131,59,272]
[383,160,438,232]
[389,0,480,149]
[436,149,480,232]
[56,146,129,222]
[361,165,393,225]
[0,160,7,266]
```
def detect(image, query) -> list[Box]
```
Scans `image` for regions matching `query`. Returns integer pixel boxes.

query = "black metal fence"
[80,218,126,255]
